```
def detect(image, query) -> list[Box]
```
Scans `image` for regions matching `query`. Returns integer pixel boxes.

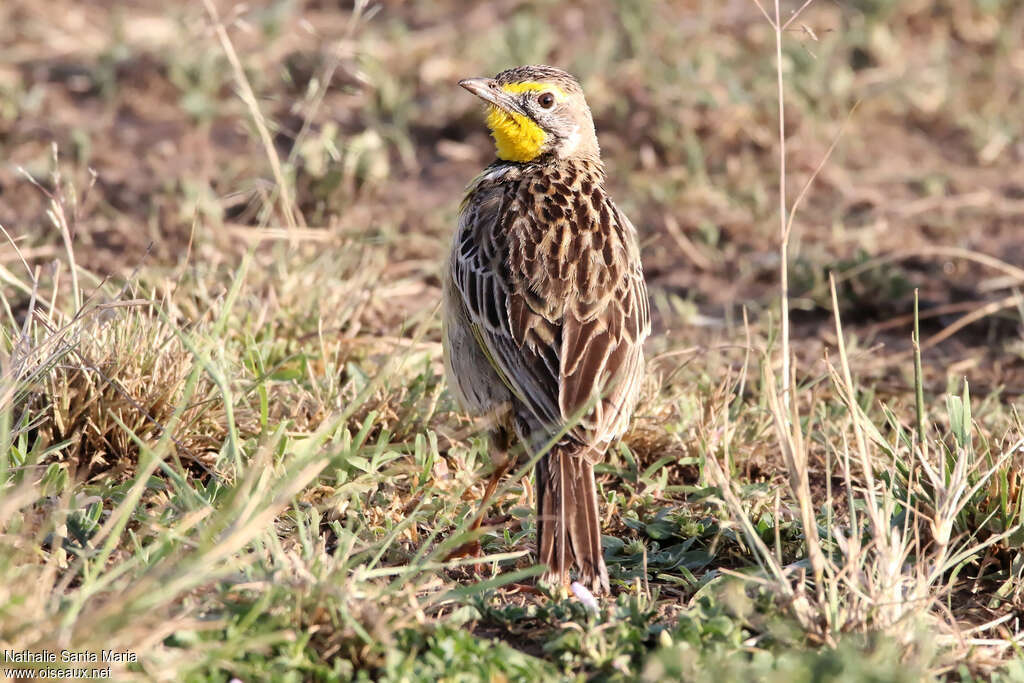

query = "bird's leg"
[446,428,514,563]
[468,454,513,532]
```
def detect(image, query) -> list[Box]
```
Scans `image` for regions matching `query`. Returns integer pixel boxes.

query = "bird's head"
[459,65,599,163]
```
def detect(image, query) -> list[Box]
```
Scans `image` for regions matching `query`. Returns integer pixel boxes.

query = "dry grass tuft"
[25,301,238,480]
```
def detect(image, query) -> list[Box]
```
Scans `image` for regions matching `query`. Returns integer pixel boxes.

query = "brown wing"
[451,174,564,430]
[505,175,650,448]
[557,201,649,446]
[455,166,649,447]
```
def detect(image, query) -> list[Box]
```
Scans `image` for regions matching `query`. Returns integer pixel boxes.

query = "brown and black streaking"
[443,66,650,594]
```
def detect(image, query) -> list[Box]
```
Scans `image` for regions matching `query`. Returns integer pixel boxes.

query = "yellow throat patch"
[486,105,546,162]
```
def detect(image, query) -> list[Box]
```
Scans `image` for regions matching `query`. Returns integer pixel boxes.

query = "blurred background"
[2,0,1023,381]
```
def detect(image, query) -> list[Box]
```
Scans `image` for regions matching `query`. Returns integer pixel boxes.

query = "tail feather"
[536,444,609,594]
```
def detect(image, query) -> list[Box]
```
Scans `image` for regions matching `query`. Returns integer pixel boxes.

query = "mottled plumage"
[443,65,650,594]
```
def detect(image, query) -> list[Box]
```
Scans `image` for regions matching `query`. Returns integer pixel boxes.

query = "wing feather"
[452,168,650,447]
[452,181,563,429]
[557,202,650,444]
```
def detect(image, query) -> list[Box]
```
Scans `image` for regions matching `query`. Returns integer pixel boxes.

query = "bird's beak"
[459,78,523,115]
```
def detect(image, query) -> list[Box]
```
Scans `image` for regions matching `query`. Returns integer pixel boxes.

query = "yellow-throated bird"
[442,65,650,594]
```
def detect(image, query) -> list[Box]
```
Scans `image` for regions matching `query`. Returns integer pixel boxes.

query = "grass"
[2,0,1024,680]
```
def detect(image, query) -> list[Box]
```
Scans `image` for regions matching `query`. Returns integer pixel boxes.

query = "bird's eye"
[537,92,555,109]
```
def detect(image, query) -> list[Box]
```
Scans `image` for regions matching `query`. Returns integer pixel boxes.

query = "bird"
[442,65,650,595]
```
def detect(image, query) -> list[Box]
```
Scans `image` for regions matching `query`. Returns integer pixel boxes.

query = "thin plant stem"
[912,289,927,461]
[202,0,300,237]
[774,0,791,408]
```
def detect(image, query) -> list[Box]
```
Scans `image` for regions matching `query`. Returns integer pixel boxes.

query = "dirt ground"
[4,3,1022,388]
